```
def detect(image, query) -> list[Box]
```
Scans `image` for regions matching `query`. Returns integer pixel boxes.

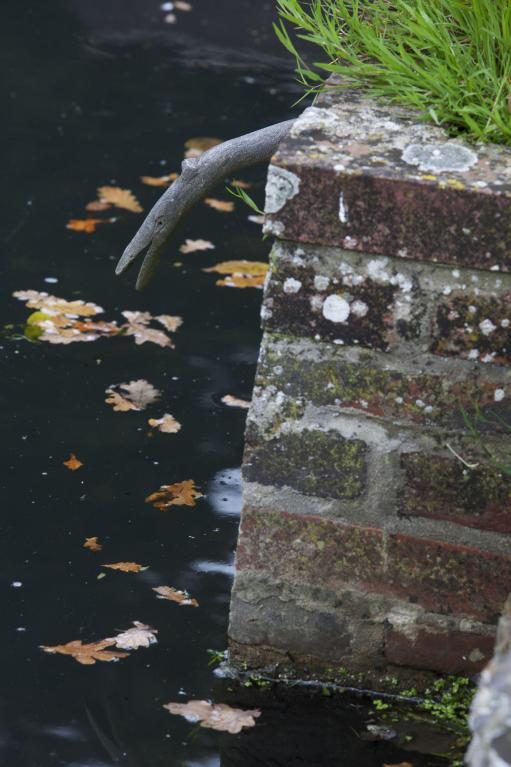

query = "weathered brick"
[386,534,511,622]
[399,453,511,533]
[243,429,367,500]
[236,508,385,589]
[385,621,495,675]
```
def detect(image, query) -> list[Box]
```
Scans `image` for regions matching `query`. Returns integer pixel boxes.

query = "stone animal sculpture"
[115,120,295,291]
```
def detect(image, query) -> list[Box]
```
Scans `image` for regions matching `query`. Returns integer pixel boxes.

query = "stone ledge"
[265,82,511,271]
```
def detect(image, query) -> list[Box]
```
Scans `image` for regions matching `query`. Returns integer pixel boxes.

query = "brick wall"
[228,82,511,686]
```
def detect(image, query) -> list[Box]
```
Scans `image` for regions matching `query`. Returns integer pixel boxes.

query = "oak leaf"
[105,380,161,412]
[102,562,148,573]
[40,639,128,665]
[221,394,251,409]
[179,239,215,254]
[148,414,182,434]
[164,700,261,734]
[204,198,234,213]
[203,261,268,276]
[97,186,143,213]
[85,200,112,212]
[120,311,175,348]
[84,536,102,552]
[155,314,183,333]
[13,290,103,317]
[66,218,106,233]
[108,621,158,650]
[145,480,203,510]
[64,453,83,471]
[153,585,199,607]
[217,274,265,289]
[140,173,178,187]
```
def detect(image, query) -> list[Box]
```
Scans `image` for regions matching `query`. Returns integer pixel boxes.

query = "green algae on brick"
[244,429,367,500]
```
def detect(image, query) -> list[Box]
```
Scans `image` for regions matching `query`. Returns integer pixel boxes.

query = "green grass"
[275,0,511,145]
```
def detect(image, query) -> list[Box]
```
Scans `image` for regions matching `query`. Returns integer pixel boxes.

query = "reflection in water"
[207,468,243,518]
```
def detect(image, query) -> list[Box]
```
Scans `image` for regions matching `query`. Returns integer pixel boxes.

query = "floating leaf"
[148,414,182,434]
[84,536,102,552]
[230,179,252,189]
[155,314,183,333]
[140,173,178,187]
[179,239,215,254]
[221,394,251,409]
[40,639,128,665]
[164,700,261,734]
[66,218,107,233]
[102,562,147,573]
[184,137,222,159]
[121,311,175,348]
[153,585,199,607]
[105,380,161,412]
[163,12,176,23]
[108,621,158,650]
[203,261,268,276]
[175,0,192,10]
[97,186,143,213]
[13,290,103,317]
[217,275,266,289]
[63,453,83,471]
[204,198,234,213]
[85,200,112,212]
[146,480,203,510]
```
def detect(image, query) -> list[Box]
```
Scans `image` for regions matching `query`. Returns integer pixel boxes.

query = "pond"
[2,2,461,764]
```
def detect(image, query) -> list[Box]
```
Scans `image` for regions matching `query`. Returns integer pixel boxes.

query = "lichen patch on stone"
[402,143,478,173]
[322,294,351,323]
[265,165,301,214]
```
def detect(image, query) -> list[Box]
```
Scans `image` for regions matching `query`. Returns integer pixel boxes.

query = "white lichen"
[479,318,497,336]
[322,295,351,323]
[265,165,300,214]
[283,277,302,294]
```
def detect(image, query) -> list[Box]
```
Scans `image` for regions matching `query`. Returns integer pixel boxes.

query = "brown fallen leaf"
[121,310,175,348]
[97,186,143,213]
[203,260,268,276]
[84,536,102,552]
[153,585,199,607]
[13,291,104,317]
[179,239,215,254]
[140,173,179,187]
[155,314,183,333]
[66,218,107,233]
[230,179,252,189]
[217,274,265,289]
[184,137,222,159]
[63,453,84,471]
[108,621,158,650]
[221,394,251,409]
[164,700,261,734]
[102,562,148,573]
[204,198,234,213]
[105,380,161,412]
[40,639,129,665]
[148,414,182,434]
[146,480,203,510]
[85,200,112,212]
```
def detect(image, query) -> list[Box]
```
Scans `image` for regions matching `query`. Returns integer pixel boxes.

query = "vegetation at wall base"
[275,0,511,145]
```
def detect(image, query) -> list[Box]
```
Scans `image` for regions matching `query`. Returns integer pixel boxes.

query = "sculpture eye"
[156,218,164,228]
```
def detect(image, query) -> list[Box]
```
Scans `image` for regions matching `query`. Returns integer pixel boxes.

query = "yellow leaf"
[63,453,83,471]
[148,414,182,434]
[179,239,215,254]
[40,639,129,665]
[84,536,102,552]
[140,173,178,187]
[13,290,104,317]
[203,260,268,276]
[97,186,143,213]
[204,198,234,212]
[146,480,203,510]
[217,274,265,288]
[85,200,112,212]
[153,585,199,606]
[102,562,147,573]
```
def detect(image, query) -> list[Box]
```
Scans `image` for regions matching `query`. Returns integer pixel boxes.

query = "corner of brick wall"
[228,81,511,686]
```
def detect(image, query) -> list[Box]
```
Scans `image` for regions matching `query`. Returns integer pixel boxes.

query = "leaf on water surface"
[121,310,153,326]
[66,218,108,233]
[217,274,266,289]
[102,562,148,573]
[140,173,179,186]
[148,414,182,434]
[204,198,234,213]
[85,200,112,212]
[97,186,143,213]
[229,179,252,189]
[108,621,158,650]
[155,314,183,333]
[145,480,203,510]
[175,1,192,10]
[184,137,222,159]
[203,260,268,289]
[164,700,261,734]
[13,290,104,317]
[179,239,215,254]
[84,536,102,552]
[63,452,84,471]
[221,394,251,409]
[120,311,175,348]
[153,585,199,607]
[40,639,129,665]
[105,380,161,412]
[163,13,176,23]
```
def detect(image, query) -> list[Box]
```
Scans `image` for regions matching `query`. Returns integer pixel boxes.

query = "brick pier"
[228,82,511,687]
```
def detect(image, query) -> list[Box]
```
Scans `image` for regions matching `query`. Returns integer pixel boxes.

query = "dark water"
[2,3,453,765]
